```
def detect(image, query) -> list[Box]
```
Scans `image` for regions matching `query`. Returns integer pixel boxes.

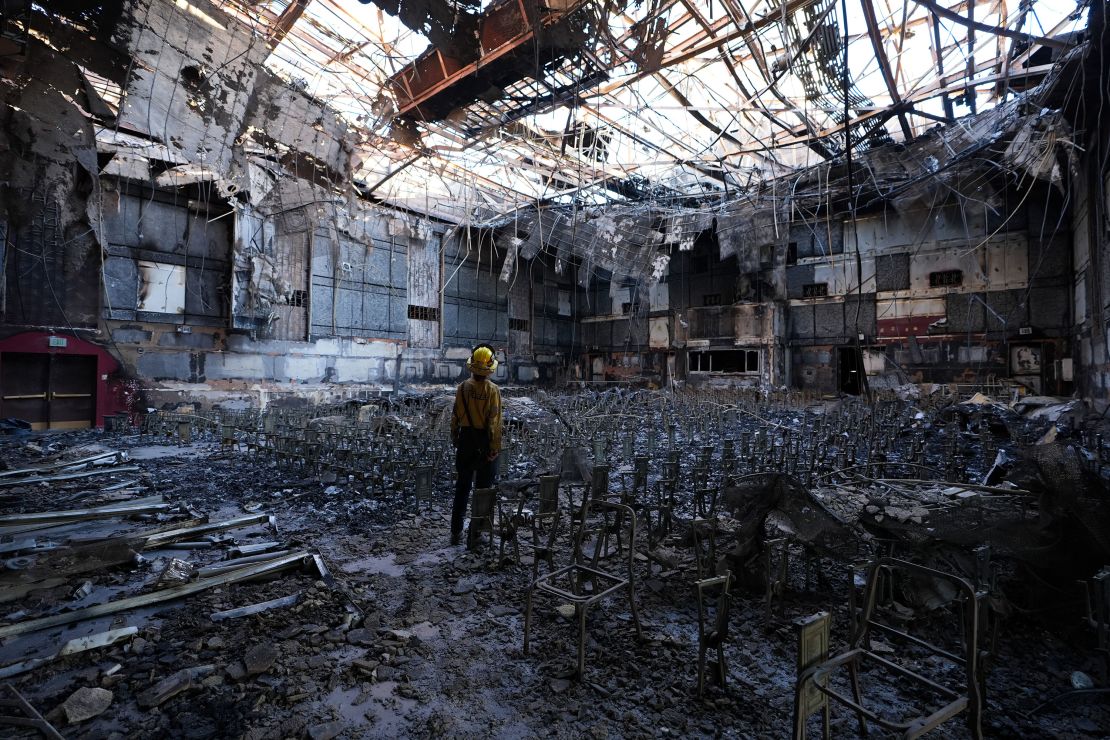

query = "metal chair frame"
[696,571,732,697]
[524,498,643,679]
[794,557,986,739]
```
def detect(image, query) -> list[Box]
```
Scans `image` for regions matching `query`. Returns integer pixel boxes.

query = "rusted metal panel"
[479,0,529,55]
[386,0,586,119]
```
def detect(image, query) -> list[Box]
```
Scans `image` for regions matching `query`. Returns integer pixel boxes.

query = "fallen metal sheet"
[0,451,126,480]
[0,500,173,527]
[68,515,206,546]
[210,592,301,621]
[0,626,138,679]
[196,550,296,577]
[0,541,139,604]
[0,552,310,640]
[137,664,215,708]
[0,539,43,556]
[0,465,142,488]
[0,496,168,539]
[58,625,139,655]
[141,514,275,550]
[229,541,282,557]
[312,553,337,589]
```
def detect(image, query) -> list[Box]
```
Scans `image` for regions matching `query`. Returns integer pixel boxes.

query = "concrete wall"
[0,0,577,415]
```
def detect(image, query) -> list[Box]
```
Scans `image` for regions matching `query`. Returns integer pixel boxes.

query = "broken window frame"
[689,348,761,375]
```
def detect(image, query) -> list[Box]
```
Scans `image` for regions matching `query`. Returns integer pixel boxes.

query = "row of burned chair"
[464,471,727,688]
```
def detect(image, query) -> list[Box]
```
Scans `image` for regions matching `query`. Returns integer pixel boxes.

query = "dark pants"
[452,450,497,536]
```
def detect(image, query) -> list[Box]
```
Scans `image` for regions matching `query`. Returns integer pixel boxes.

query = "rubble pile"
[0,385,1106,737]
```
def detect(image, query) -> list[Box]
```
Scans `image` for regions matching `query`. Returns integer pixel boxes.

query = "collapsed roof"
[199,0,1086,224]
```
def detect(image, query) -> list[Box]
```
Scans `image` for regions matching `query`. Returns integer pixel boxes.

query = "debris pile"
[0,385,1106,737]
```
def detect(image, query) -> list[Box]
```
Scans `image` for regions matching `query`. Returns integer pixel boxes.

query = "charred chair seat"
[523,498,643,679]
[793,557,987,739]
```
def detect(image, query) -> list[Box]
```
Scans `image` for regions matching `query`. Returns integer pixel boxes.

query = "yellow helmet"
[466,344,498,376]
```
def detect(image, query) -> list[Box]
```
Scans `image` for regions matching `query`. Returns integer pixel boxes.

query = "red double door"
[0,352,97,430]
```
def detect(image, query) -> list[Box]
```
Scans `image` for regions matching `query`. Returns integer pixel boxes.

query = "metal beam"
[860,0,914,139]
[269,0,311,49]
[910,0,1072,50]
[730,61,1054,153]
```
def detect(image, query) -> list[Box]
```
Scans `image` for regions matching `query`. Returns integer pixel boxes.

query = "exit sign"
[47,336,67,348]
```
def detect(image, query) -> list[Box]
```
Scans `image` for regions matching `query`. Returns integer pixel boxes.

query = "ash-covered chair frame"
[794,557,986,740]
[523,497,643,679]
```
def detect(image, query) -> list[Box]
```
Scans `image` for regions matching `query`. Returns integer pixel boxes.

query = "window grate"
[929,269,963,288]
[509,317,530,331]
[802,283,829,298]
[407,304,440,321]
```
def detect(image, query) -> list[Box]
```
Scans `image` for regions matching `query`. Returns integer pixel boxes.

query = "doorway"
[0,352,98,429]
[837,346,864,395]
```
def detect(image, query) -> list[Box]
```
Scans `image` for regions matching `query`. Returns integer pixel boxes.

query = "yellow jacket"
[451,377,502,454]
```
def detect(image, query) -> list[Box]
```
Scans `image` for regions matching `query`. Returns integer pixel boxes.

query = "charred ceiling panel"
[114,0,268,174]
[781,0,891,151]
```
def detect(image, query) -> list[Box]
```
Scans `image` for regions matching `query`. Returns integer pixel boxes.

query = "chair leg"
[848,660,868,736]
[697,642,707,698]
[523,586,534,654]
[577,604,588,680]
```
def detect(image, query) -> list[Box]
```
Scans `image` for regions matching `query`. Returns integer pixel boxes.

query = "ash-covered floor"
[0,387,1107,739]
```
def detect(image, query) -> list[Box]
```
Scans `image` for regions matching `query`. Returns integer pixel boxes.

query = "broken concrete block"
[137,665,213,708]
[243,643,278,675]
[59,686,113,723]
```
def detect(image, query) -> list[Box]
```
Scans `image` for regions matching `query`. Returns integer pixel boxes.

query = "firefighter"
[450,344,502,546]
